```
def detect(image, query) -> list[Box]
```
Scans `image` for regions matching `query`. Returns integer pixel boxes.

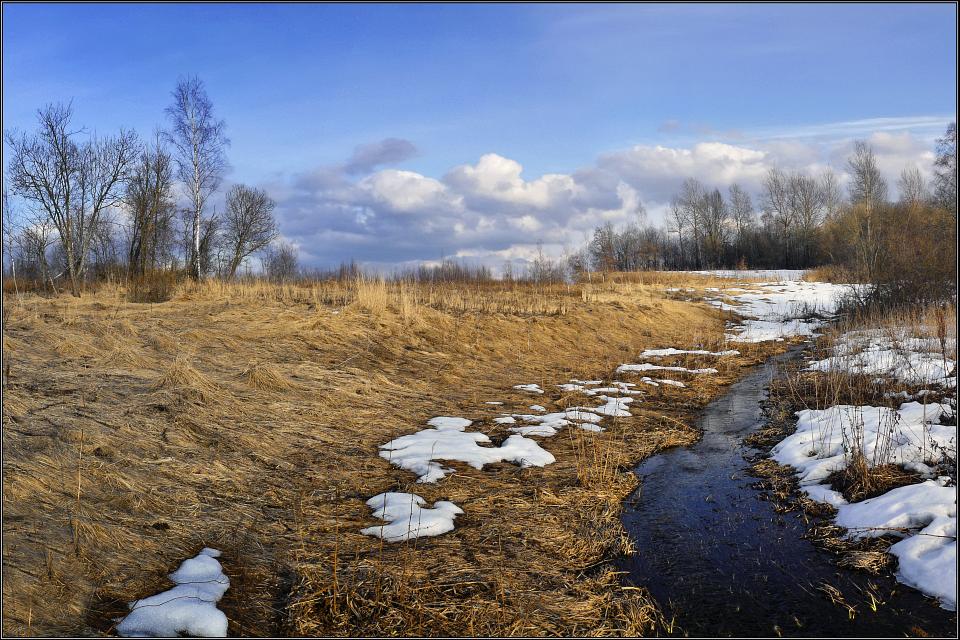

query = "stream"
[617,348,957,637]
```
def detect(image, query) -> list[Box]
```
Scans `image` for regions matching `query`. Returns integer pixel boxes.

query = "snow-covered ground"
[687,269,808,281]
[706,279,854,342]
[117,548,230,637]
[808,329,957,389]
[772,319,957,610]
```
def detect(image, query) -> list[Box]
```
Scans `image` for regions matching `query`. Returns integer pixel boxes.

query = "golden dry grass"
[2,275,783,636]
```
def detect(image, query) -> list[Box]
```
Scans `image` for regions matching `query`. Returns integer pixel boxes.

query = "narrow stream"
[617,349,957,637]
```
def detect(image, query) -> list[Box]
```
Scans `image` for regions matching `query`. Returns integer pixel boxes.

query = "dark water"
[618,349,957,637]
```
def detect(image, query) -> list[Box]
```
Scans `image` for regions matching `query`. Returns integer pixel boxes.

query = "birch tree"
[165,76,229,280]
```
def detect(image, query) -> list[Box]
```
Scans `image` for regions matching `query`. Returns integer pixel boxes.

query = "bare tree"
[165,76,229,280]
[588,222,617,272]
[667,197,688,267]
[126,134,177,276]
[222,184,278,278]
[2,190,21,298]
[5,103,138,295]
[933,122,957,216]
[728,183,754,263]
[819,168,844,220]
[847,140,888,208]
[700,188,729,268]
[264,241,300,283]
[897,165,928,207]
[677,178,707,268]
[790,173,825,265]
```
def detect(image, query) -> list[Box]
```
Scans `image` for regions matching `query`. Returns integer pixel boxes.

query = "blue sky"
[3,3,957,269]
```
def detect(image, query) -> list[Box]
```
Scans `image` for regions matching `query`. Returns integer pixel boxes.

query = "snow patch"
[380,419,555,482]
[361,492,464,542]
[117,548,230,638]
[512,384,544,394]
[617,363,718,375]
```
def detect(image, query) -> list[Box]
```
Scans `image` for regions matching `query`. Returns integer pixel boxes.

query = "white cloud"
[266,121,949,270]
[359,169,459,215]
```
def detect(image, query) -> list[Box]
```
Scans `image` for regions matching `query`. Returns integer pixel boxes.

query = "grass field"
[2,274,786,636]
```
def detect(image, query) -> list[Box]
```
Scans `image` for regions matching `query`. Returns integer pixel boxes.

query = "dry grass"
[240,362,293,391]
[2,274,782,636]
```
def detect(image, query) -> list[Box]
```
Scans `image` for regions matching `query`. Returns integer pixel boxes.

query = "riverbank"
[751,305,957,614]
[3,275,789,636]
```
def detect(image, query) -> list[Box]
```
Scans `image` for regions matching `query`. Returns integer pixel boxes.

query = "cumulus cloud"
[264,124,946,272]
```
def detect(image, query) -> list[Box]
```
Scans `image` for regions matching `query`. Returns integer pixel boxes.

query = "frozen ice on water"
[116,548,230,638]
[361,492,463,542]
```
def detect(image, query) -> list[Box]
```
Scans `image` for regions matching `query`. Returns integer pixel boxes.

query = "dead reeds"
[2,273,786,636]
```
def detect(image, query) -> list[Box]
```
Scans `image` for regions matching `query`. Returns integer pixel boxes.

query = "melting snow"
[617,363,718,375]
[639,348,740,358]
[808,330,957,388]
[116,548,230,638]
[380,417,555,482]
[513,383,544,394]
[360,492,464,542]
[508,408,605,436]
[709,279,853,343]
[771,401,956,486]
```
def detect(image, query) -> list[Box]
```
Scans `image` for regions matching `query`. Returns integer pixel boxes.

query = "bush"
[127,270,180,303]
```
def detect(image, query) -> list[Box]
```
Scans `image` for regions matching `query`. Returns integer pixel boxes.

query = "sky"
[3,3,957,270]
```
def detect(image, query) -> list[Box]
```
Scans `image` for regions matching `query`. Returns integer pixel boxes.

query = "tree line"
[3,76,298,297]
[576,125,957,306]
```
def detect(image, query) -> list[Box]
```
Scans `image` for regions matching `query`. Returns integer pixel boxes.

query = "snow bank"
[833,479,957,610]
[835,479,956,538]
[771,401,956,486]
[360,492,464,542]
[889,515,957,611]
[380,418,555,482]
[728,318,822,343]
[590,395,634,417]
[773,397,957,610]
[117,548,230,638]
